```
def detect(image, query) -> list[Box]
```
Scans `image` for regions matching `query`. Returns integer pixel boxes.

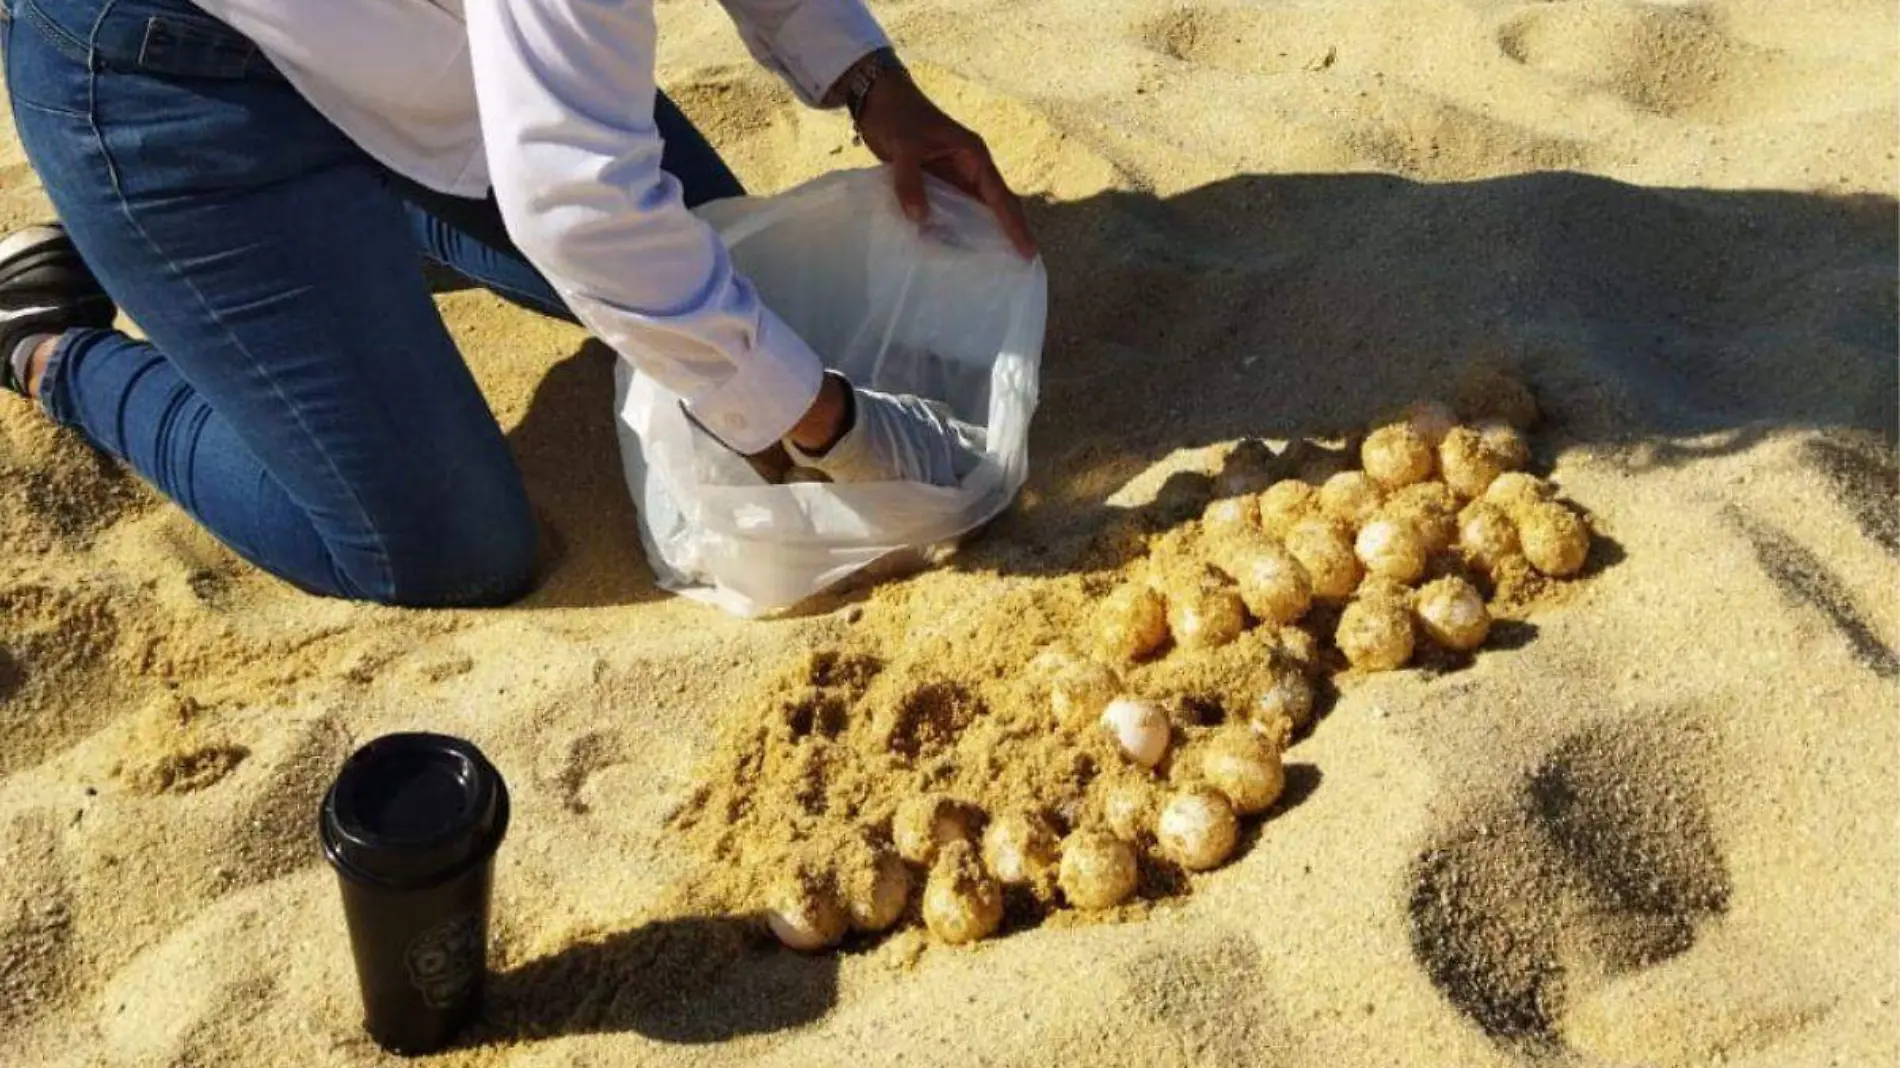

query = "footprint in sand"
[1139,6,1272,69]
[1119,933,1300,1062]
[545,729,634,815]
[1494,1,1758,119]
[1406,718,1733,1051]
[0,809,75,1036]
[2,423,151,553]
[0,582,123,773]
[121,744,250,796]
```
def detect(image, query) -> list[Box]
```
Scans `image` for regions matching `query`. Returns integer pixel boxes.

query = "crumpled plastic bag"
[613,166,1047,617]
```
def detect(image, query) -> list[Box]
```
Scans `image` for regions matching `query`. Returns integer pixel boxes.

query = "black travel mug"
[319,733,510,1055]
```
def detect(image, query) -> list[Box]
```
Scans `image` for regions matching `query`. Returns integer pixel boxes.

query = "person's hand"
[784,373,983,486]
[853,73,1037,259]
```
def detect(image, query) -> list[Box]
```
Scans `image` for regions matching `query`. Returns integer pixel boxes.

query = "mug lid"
[319,733,508,887]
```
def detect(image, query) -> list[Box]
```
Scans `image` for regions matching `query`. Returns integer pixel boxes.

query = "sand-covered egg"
[1354,517,1429,584]
[922,841,1004,944]
[1253,657,1316,733]
[1200,727,1286,815]
[1224,539,1314,625]
[840,843,913,933]
[1284,518,1362,600]
[1483,471,1554,518]
[1458,500,1521,570]
[1379,481,1460,552]
[1265,625,1322,675]
[1095,584,1169,661]
[1415,575,1491,651]
[1201,494,1259,536]
[1157,788,1241,871]
[1336,598,1416,671]
[1439,426,1510,500]
[1048,658,1123,727]
[1166,572,1248,650]
[1058,830,1140,910]
[893,794,978,866]
[766,866,850,951]
[1401,399,1459,446]
[1318,471,1386,528]
[982,811,1061,889]
[1100,779,1158,842]
[1518,501,1590,577]
[1477,420,1531,472]
[1361,423,1436,488]
[1258,479,1319,538]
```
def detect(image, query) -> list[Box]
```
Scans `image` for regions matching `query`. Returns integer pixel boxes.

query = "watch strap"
[838,47,907,122]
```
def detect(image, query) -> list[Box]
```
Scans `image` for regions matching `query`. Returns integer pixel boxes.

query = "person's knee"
[371,484,540,608]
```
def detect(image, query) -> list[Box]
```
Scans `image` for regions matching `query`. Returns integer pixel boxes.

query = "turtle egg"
[1058,830,1140,910]
[1518,501,1590,577]
[1458,500,1522,571]
[1101,697,1171,768]
[1318,471,1386,529]
[892,794,978,866]
[1101,779,1158,842]
[1355,517,1429,584]
[1284,518,1362,600]
[1227,542,1314,625]
[1157,788,1241,871]
[1202,494,1260,535]
[1254,659,1315,732]
[1049,659,1123,727]
[1095,584,1169,662]
[1258,479,1320,538]
[981,811,1061,889]
[766,872,850,952]
[1336,598,1416,672]
[1380,481,1460,553]
[1361,423,1436,488]
[1477,420,1530,471]
[1201,727,1286,816]
[1415,576,1492,652]
[1483,471,1554,518]
[1168,577,1248,650]
[841,846,913,933]
[922,841,1004,944]
[1402,399,1460,446]
[1267,626,1322,674]
[1439,427,1507,500]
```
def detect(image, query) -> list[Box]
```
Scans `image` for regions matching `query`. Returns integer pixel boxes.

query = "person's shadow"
[498,171,1896,607]
[503,340,671,610]
[470,914,838,1047]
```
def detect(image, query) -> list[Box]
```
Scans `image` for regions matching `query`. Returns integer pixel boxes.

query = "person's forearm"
[468,0,829,453]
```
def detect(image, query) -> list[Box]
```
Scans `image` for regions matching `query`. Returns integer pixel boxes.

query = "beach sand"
[2,1,1896,1064]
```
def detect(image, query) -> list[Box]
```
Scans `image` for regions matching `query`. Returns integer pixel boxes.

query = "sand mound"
[2,0,1896,1065]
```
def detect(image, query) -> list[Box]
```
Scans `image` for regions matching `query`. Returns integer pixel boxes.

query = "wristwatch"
[834,47,908,122]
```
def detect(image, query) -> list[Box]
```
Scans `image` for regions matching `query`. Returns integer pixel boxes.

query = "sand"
[2,0,1896,1064]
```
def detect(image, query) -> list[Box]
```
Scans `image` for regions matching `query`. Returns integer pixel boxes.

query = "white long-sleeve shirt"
[190,0,890,452]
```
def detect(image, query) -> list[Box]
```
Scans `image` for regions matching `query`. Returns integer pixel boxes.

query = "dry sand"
[2,0,1897,1064]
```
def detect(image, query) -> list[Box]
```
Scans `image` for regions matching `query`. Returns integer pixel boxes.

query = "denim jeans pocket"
[87,0,281,82]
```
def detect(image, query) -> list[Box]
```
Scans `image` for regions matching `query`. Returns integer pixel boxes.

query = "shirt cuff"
[772,2,892,106]
[681,305,827,454]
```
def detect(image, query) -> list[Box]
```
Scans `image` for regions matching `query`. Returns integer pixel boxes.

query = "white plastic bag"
[613,167,1047,617]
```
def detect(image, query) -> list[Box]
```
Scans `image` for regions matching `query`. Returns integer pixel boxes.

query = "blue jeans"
[2,0,743,605]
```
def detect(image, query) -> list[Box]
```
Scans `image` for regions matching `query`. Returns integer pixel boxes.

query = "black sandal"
[0,223,115,396]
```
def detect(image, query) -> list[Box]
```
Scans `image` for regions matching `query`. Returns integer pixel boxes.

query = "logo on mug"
[405,914,481,1007]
